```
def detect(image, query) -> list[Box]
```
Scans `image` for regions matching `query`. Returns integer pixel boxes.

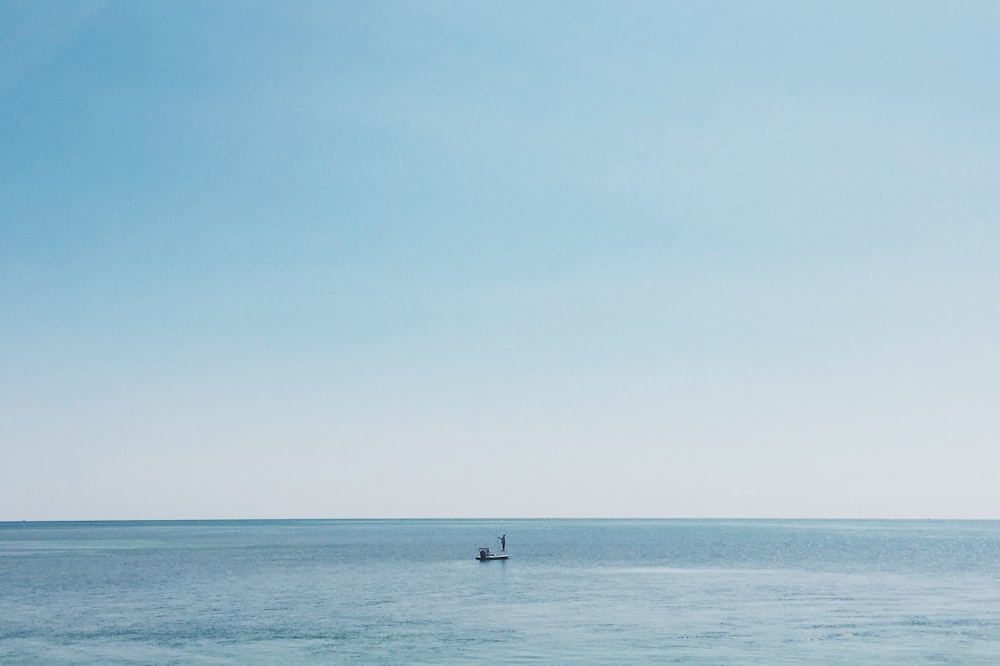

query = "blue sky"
[2,1,998,519]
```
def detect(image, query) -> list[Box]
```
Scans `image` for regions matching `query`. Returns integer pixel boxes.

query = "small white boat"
[476,546,509,561]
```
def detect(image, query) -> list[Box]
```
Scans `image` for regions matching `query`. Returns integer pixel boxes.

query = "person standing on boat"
[500,534,506,552]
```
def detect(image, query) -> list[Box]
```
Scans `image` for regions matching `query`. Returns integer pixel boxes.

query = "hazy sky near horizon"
[3,1,999,520]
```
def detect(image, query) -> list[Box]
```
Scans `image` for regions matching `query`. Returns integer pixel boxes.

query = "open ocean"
[2,519,999,664]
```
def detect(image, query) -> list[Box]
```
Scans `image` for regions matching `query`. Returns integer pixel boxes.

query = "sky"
[2,1,999,520]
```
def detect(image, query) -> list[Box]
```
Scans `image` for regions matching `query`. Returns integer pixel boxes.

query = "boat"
[476,546,509,561]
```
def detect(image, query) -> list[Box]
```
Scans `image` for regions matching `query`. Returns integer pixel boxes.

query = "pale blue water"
[2,519,999,664]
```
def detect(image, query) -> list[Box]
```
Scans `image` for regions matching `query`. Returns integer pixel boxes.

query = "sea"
[2,519,999,664]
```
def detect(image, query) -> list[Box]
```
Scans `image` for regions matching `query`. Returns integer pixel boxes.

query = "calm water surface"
[2,519,999,664]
